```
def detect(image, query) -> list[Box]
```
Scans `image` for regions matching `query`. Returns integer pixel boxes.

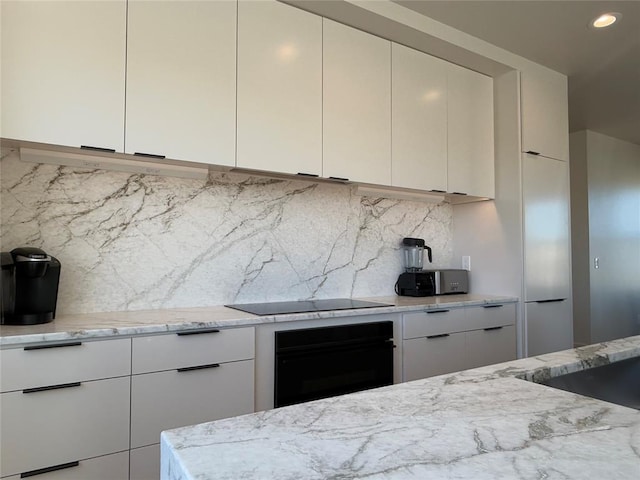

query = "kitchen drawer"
[0,338,131,393]
[131,359,254,448]
[132,327,255,374]
[403,308,466,339]
[130,444,160,480]
[2,451,129,480]
[403,332,467,381]
[0,377,130,478]
[466,325,517,369]
[465,303,516,330]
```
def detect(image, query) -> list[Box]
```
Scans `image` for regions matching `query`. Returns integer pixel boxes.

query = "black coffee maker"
[1,247,61,325]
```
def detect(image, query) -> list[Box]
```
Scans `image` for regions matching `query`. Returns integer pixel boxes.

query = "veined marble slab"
[161,373,640,480]
[0,294,517,347]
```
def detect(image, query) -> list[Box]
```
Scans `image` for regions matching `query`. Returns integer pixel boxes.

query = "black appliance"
[395,237,435,297]
[274,321,394,407]
[225,298,391,316]
[1,247,61,325]
[395,271,436,297]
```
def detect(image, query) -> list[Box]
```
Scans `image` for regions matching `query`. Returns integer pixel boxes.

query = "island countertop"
[0,294,517,347]
[161,335,640,480]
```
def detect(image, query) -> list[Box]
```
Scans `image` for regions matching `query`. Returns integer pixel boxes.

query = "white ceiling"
[393,0,640,146]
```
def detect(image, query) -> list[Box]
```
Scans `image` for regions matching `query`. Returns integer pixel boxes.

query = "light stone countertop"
[0,294,517,347]
[161,334,640,480]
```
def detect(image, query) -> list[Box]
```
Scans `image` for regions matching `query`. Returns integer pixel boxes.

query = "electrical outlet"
[462,256,471,271]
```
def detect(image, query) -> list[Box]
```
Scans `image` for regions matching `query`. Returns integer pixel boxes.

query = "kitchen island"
[161,335,640,480]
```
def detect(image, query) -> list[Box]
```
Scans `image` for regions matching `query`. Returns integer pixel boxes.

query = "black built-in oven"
[274,321,394,408]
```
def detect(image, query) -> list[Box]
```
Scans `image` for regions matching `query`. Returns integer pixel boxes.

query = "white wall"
[570,130,640,344]
[0,151,453,314]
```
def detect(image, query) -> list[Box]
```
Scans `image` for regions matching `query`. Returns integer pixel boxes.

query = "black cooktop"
[225,298,391,316]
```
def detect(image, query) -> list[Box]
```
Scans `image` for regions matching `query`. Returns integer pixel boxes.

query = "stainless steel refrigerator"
[522,153,573,355]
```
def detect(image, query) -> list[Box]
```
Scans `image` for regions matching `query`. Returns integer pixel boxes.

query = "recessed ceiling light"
[590,12,622,29]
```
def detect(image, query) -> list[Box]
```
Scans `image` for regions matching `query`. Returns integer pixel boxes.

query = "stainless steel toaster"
[426,269,469,295]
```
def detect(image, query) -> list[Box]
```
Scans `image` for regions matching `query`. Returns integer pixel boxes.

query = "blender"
[395,238,435,297]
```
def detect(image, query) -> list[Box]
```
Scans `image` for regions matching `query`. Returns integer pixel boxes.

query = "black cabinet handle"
[21,461,80,478]
[535,299,566,304]
[452,192,468,196]
[426,333,450,339]
[24,341,82,351]
[297,172,319,178]
[430,189,446,193]
[177,363,220,373]
[484,326,504,332]
[525,150,540,155]
[482,304,504,309]
[23,382,82,394]
[426,309,450,314]
[80,145,116,153]
[328,176,349,182]
[134,152,166,159]
[177,328,221,336]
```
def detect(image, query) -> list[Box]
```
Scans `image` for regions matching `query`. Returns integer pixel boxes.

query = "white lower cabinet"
[131,359,255,448]
[404,333,467,381]
[0,377,130,478]
[129,327,256,477]
[402,304,516,381]
[130,445,160,480]
[3,451,129,480]
[466,325,517,369]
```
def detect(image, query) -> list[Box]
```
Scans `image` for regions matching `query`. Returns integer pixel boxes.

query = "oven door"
[274,322,394,408]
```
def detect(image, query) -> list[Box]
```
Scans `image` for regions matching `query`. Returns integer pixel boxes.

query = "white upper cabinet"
[237,1,322,176]
[391,44,447,192]
[125,0,236,166]
[323,19,391,184]
[447,63,495,198]
[1,1,126,151]
[520,67,569,161]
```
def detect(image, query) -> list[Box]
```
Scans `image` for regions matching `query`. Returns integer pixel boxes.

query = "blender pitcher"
[401,238,432,272]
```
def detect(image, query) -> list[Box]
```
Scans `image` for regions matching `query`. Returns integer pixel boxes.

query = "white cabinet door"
[526,300,573,356]
[130,444,160,480]
[391,43,447,192]
[237,0,322,176]
[521,67,569,161]
[2,452,129,480]
[522,153,571,301]
[323,19,391,184]
[403,333,467,381]
[447,63,495,198]
[466,325,516,369]
[1,377,130,478]
[126,0,236,165]
[1,1,126,150]
[130,359,254,448]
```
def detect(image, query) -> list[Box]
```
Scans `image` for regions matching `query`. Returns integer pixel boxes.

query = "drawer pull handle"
[80,145,116,153]
[525,150,540,156]
[328,176,349,182]
[21,461,80,478]
[24,341,82,351]
[177,328,221,336]
[177,363,220,373]
[535,298,566,304]
[134,152,166,159]
[426,309,450,314]
[484,326,503,332]
[297,172,319,178]
[426,334,450,339]
[482,304,504,309]
[23,382,81,394]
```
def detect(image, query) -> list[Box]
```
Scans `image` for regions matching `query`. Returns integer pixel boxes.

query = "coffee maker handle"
[425,246,432,263]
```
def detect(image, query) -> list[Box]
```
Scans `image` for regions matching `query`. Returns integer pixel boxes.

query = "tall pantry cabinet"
[520,68,573,356]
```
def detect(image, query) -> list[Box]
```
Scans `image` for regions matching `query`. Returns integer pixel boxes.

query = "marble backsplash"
[0,151,452,314]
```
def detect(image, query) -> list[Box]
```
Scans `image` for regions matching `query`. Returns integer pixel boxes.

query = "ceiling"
[393,0,640,146]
